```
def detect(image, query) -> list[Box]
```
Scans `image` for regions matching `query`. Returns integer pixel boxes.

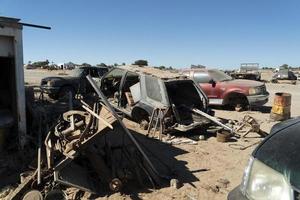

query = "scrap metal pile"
[4,75,271,199]
[8,76,170,200]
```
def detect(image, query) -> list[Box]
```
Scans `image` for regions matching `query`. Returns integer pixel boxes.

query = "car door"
[77,68,90,94]
[100,68,126,98]
[288,71,296,80]
[193,72,212,96]
[82,68,95,93]
[89,68,106,87]
[193,71,221,103]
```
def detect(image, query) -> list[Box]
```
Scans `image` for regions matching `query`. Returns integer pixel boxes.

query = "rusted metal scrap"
[147,107,166,140]
[86,74,169,182]
[187,107,234,133]
[235,115,268,138]
[7,170,38,200]
[9,76,172,199]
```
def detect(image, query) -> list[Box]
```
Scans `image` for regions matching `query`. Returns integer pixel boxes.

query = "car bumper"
[40,85,60,94]
[227,186,248,200]
[247,93,269,106]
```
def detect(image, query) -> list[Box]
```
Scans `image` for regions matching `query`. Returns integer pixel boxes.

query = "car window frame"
[139,74,169,108]
[193,72,211,83]
[97,68,108,77]
[81,68,89,77]
[103,68,125,79]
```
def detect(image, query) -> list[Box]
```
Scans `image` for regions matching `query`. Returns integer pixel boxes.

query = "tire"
[226,93,249,111]
[132,108,150,130]
[234,98,249,112]
[235,104,243,112]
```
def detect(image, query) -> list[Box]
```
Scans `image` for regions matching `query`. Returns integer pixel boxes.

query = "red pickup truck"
[182,69,269,110]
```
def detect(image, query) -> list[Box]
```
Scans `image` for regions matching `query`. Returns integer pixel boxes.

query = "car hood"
[253,117,300,190]
[223,79,263,87]
[42,76,78,82]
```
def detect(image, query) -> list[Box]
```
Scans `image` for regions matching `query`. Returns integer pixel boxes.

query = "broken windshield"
[208,69,232,82]
[69,68,84,77]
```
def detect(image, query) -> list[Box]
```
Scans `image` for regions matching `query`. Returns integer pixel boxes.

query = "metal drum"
[216,129,232,142]
[270,92,291,121]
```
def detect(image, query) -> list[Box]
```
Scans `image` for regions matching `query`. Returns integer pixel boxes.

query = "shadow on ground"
[250,106,272,113]
[84,128,205,199]
[210,105,272,114]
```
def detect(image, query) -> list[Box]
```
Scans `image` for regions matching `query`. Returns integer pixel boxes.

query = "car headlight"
[47,81,53,86]
[249,87,259,95]
[240,157,293,200]
[47,80,58,86]
[249,85,266,95]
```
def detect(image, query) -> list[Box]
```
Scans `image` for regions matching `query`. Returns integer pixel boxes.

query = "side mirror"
[209,79,216,87]
[209,79,215,84]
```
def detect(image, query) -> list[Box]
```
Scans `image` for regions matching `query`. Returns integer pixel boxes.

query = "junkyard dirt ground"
[24,69,300,200]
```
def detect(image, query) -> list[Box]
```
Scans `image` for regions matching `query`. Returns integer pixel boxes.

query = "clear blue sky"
[1,0,300,69]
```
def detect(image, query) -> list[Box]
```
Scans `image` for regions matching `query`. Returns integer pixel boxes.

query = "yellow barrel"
[270,92,291,121]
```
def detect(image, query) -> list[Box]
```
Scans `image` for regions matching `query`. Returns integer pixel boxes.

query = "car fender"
[131,102,153,121]
[222,89,247,104]
[59,84,76,93]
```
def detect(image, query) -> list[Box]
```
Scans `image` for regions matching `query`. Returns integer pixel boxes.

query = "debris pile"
[235,115,268,138]
[7,77,171,200]
[2,74,273,199]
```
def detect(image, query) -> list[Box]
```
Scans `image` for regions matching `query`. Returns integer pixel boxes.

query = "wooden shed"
[0,17,26,148]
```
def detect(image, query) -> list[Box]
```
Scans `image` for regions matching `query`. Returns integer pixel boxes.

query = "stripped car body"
[231,63,261,81]
[100,65,210,133]
[272,69,297,84]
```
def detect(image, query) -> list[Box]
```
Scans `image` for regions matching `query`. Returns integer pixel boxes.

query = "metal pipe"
[80,100,92,110]
[69,91,75,131]
[191,108,234,133]
[86,75,160,176]
[37,116,42,185]
[82,105,113,129]
[19,22,51,30]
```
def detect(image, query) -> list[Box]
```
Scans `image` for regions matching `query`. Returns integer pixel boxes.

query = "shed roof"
[119,65,186,79]
[0,16,20,23]
[0,16,50,30]
[0,16,22,29]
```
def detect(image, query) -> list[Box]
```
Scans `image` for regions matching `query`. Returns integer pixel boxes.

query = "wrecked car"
[182,69,269,110]
[228,117,300,200]
[271,69,297,84]
[100,65,211,132]
[40,66,108,99]
[231,63,261,81]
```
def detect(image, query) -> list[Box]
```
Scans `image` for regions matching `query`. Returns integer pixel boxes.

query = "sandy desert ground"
[24,69,300,200]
